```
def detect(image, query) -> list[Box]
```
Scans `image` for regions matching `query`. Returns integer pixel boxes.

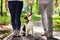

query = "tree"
[0,0,3,16]
[33,0,40,14]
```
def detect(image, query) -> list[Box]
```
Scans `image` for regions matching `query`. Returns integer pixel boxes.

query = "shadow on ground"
[3,33,47,40]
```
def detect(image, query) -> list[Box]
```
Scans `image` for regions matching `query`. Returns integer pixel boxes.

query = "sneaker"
[13,30,21,37]
[3,30,17,40]
[41,33,47,36]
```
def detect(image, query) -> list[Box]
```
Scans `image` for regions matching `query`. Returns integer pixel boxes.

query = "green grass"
[32,15,41,21]
[53,15,60,20]
[53,15,60,31]
[0,16,10,25]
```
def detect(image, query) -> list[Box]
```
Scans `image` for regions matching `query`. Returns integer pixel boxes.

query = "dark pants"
[8,1,23,30]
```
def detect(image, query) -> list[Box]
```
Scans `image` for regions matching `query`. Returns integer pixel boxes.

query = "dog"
[22,12,33,36]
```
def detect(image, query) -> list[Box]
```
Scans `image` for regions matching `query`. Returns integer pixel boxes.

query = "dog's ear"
[24,12,32,20]
[24,16,28,20]
[24,14,29,20]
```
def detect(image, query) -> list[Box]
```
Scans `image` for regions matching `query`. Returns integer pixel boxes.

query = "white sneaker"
[15,30,21,37]
[3,30,17,40]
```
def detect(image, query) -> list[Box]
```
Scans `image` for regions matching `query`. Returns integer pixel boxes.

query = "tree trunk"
[58,8,60,16]
[0,0,3,16]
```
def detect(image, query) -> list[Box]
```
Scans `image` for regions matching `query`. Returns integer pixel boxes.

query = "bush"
[53,16,60,31]
[0,16,10,25]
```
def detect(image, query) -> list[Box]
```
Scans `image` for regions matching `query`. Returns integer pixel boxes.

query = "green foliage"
[21,13,26,23]
[33,0,39,14]
[53,16,60,31]
[32,15,41,21]
[0,16,10,25]
[0,0,1,13]
[53,16,60,20]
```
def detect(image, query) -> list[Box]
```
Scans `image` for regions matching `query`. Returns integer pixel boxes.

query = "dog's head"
[24,12,32,21]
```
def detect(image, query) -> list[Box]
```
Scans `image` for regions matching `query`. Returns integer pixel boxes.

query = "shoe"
[41,33,47,36]
[13,30,21,37]
[47,36,59,40]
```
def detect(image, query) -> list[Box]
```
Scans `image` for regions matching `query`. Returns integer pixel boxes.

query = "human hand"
[54,0,58,8]
[29,1,34,6]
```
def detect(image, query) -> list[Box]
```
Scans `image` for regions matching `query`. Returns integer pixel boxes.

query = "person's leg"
[15,1,23,30]
[8,1,16,30]
[11,1,23,36]
[46,1,53,38]
[46,1,58,40]
[4,1,18,39]
[39,3,49,36]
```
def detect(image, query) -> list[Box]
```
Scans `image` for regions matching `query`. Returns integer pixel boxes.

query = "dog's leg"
[20,26,23,36]
[32,27,33,35]
[26,27,28,36]
[27,30,30,35]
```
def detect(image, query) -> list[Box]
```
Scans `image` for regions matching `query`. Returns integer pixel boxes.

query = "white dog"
[25,20,33,36]
[21,12,34,36]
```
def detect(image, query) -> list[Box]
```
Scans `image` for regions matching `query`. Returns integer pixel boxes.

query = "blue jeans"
[8,1,23,30]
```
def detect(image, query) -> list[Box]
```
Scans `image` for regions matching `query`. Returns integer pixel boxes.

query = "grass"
[0,16,10,25]
[53,14,60,31]
[32,15,41,21]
